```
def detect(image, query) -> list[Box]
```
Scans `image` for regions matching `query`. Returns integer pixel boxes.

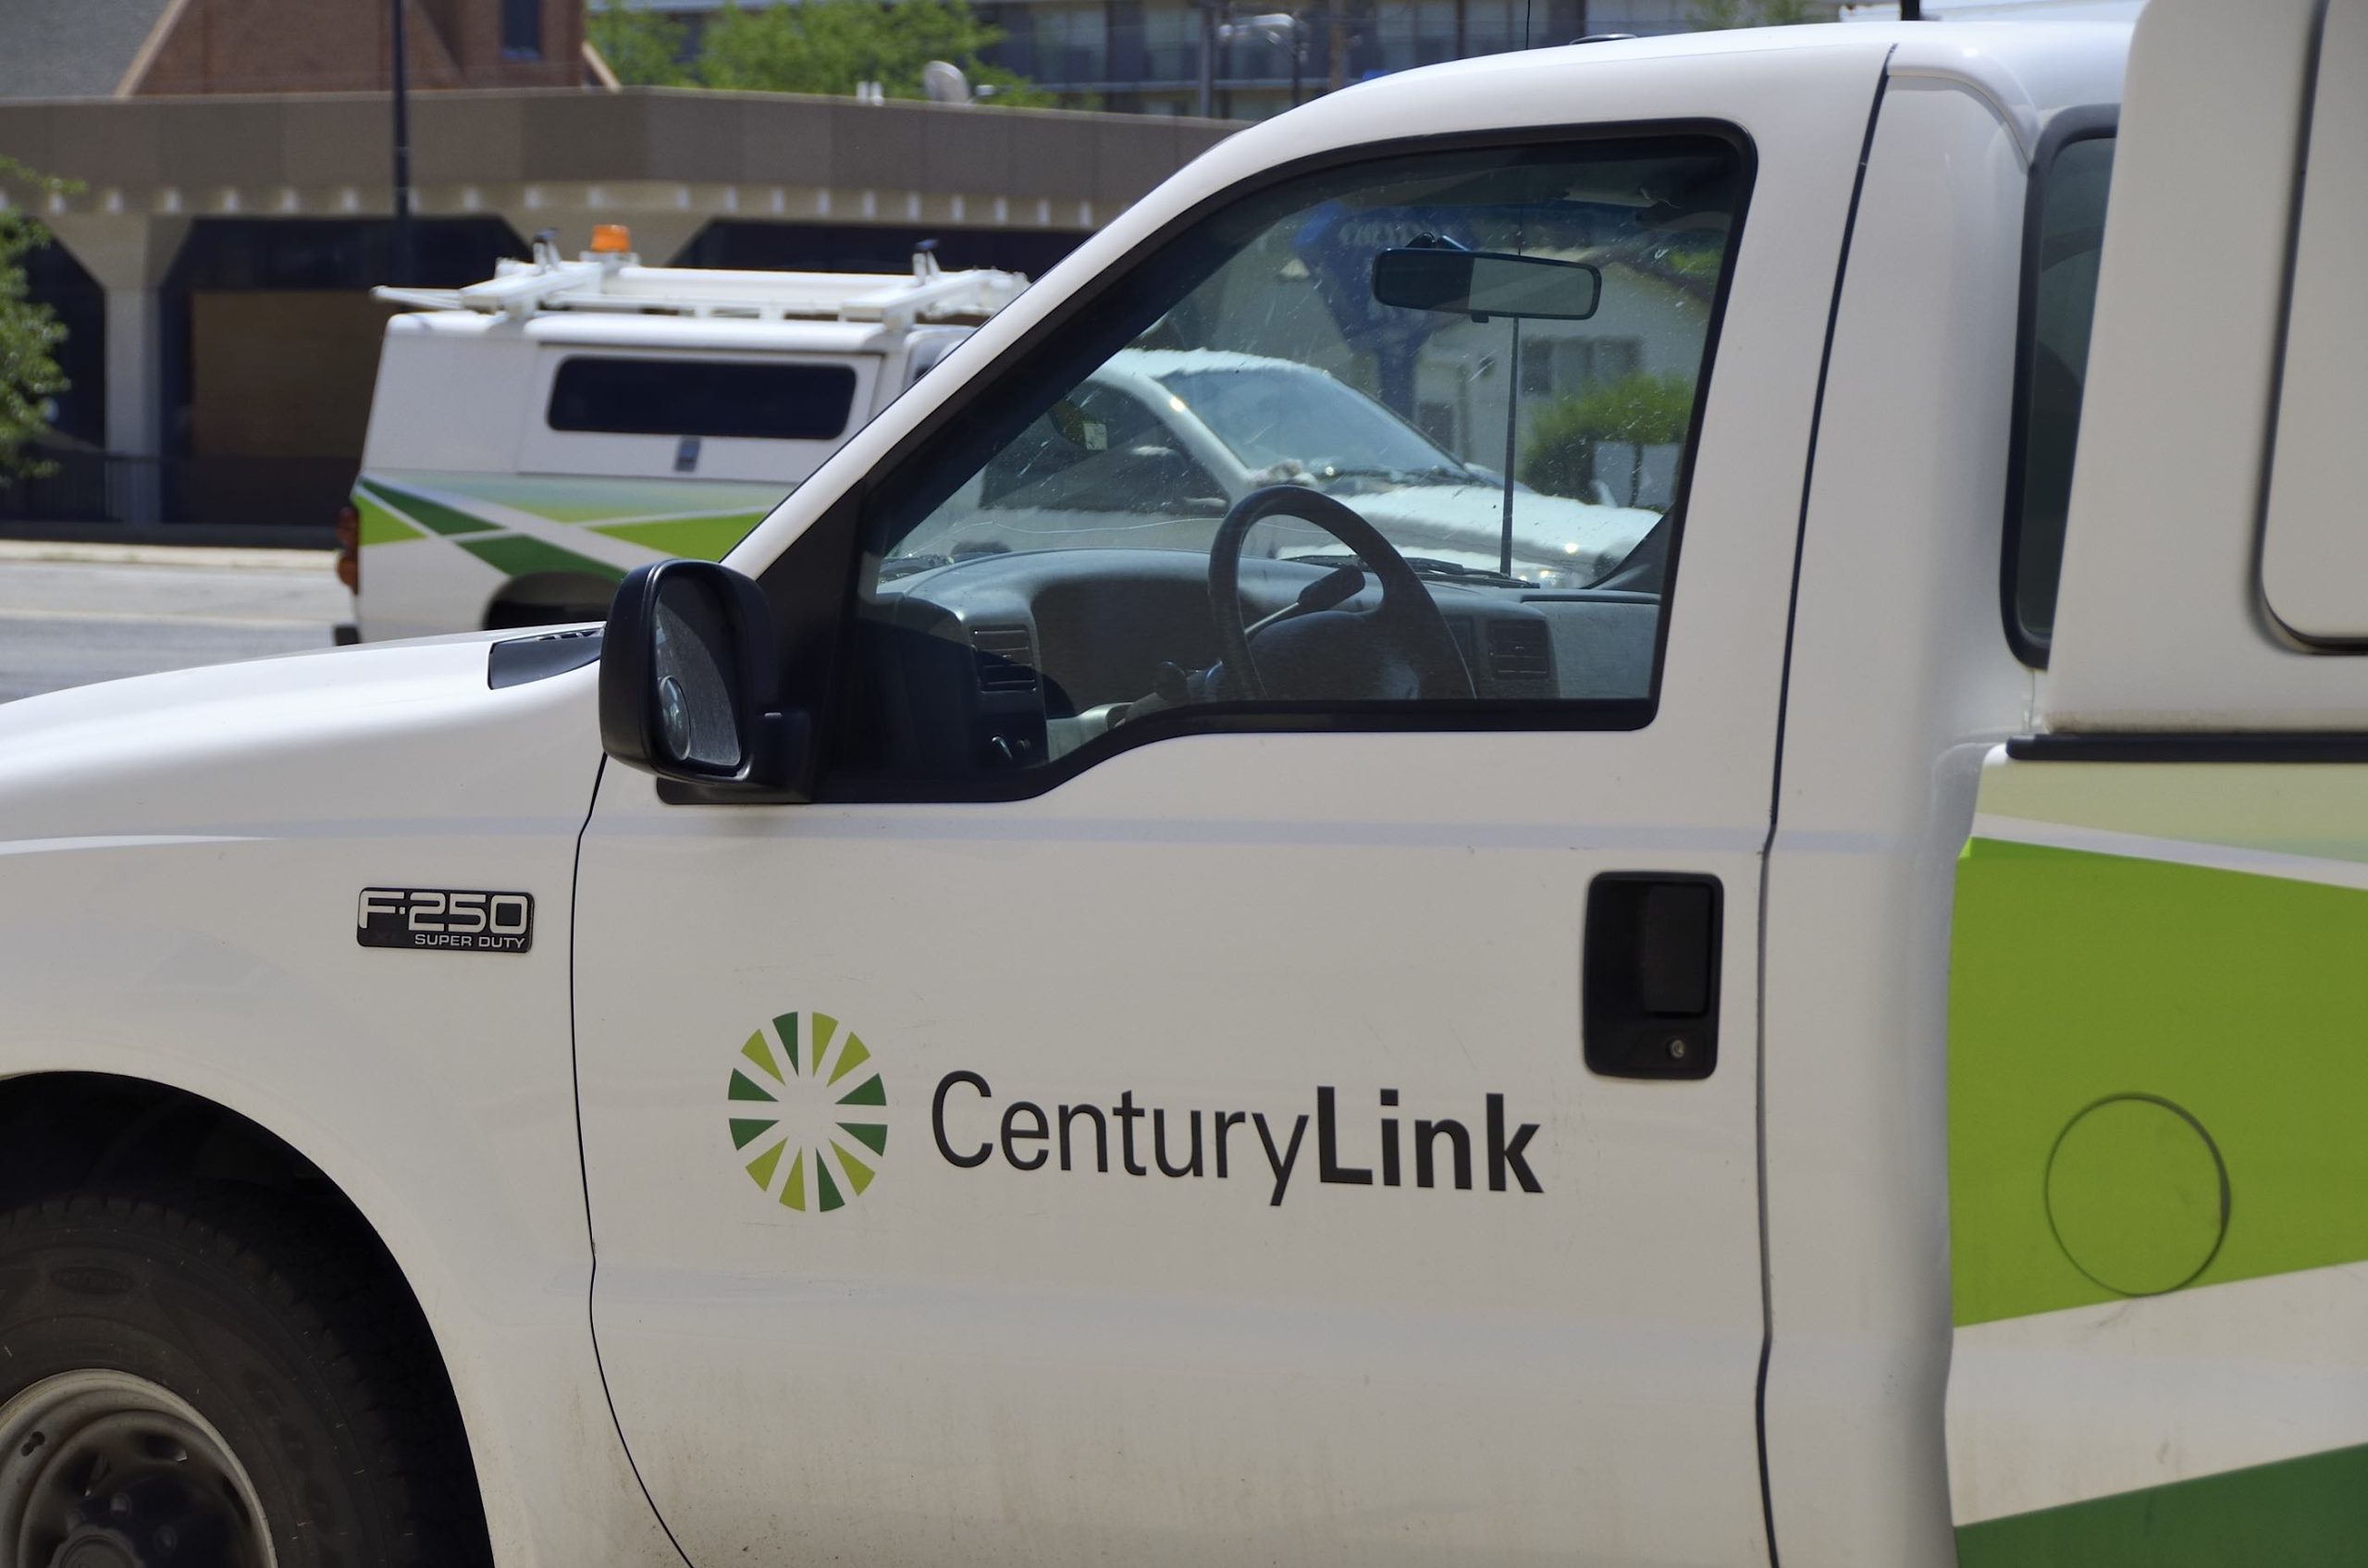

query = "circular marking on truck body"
[2045,1093,2229,1298]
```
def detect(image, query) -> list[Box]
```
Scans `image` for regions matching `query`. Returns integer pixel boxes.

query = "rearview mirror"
[1373,247,1602,321]
[599,559,809,800]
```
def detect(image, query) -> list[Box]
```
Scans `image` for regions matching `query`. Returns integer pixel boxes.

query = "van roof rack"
[373,235,1029,329]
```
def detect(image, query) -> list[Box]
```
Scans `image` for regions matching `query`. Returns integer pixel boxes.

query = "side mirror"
[1373,247,1602,322]
[599,560,809,800]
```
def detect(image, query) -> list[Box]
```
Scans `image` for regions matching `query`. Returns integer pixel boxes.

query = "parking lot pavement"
[0,543,350,704]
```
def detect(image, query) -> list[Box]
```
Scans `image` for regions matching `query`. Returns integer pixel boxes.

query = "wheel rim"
[0,1370,275,1568]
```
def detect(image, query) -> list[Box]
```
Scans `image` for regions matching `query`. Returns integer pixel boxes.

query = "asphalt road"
[0,546,351,704]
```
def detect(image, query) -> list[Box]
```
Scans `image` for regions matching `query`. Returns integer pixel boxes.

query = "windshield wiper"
[1306,463,1471,487]
[1285,552,1530,589]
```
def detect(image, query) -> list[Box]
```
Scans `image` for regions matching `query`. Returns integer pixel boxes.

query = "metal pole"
[1196,0,1215,117]
[390,0,415,286]
[1499,319,1519,578]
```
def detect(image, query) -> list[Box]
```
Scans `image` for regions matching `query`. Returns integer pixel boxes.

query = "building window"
[502,0,544,59]
[1520,337,1645,400]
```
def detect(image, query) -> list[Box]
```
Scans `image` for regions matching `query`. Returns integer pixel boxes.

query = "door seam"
[1753,50,1896,1568]
[567,755,698,1568]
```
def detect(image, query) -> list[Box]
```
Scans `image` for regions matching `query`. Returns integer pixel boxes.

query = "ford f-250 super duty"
[1,2,2362,1563]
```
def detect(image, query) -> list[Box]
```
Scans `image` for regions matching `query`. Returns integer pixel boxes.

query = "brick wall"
[133,0,583,95]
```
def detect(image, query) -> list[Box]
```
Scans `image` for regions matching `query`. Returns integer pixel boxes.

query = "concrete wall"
[0,89,1238,525]
[0,88,1235,251]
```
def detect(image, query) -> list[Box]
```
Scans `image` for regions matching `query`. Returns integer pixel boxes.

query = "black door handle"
[1584,873,1721,1080]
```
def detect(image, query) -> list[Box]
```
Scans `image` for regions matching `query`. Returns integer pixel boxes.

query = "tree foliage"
[0,155,74,483]
[1518,371,1696,501]
[1688,0,1829,27]
[587,3,693,85]
[593,0,1055,105]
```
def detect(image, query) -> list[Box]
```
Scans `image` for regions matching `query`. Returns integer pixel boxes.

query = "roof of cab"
[1391,21,2129,137]
[729,14,2134,570]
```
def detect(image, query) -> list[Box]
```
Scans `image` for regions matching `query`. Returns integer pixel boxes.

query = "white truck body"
[2,4,2363,1565]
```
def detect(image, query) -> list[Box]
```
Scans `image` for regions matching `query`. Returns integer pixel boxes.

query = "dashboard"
[857,547,1656,775]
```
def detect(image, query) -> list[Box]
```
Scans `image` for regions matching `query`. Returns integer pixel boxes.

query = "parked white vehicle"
[4,4,2365,1566]
[900,348,1666,586]
[345,237,1028,639]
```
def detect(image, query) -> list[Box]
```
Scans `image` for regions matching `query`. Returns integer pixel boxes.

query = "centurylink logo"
[729,1012,1545,1212]
[727,1012,890,1213]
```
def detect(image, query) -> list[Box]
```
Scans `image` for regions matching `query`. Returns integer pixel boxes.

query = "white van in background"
[342,232,1027,639]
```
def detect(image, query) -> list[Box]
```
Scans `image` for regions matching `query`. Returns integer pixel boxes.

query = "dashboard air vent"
[1486,620,1553,684]
[970,622,1041,693]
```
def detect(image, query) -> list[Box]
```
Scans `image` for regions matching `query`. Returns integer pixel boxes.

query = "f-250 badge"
[357,888,534,953]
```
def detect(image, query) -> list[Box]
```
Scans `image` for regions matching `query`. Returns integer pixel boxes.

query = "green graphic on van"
[355,470,794,574]
[727,1012,889,1213]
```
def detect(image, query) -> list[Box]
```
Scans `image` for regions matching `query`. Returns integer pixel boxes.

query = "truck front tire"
[0,1191,491,1568]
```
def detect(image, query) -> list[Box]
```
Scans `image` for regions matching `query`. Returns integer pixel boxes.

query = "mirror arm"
[655,709,815,806]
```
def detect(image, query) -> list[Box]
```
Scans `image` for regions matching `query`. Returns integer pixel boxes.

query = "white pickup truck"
[2,5,2362,1566]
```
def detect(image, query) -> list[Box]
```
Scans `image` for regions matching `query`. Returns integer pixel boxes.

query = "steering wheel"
[1208,486,1475,701]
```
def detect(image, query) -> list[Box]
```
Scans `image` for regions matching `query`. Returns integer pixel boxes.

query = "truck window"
[831,131,1747,792]
[2004,123,2115,663]
[547,357,857,441]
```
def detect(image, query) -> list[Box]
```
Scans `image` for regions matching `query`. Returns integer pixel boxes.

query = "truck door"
[573,53,1882,1567]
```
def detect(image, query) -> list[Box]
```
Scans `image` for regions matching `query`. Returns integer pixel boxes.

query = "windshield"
[1155,364,1466,481]
[875,137,1737,592]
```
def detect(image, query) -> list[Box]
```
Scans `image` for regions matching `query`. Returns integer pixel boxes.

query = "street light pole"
[390,0,415,286]
[1196,0,1216,118]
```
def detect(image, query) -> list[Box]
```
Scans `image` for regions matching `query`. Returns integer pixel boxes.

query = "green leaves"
[586,3,694,85]
[1518,371,1696,502]
[1688,0,1829,27]
[0,154,78,484]
[590,0,1056,105]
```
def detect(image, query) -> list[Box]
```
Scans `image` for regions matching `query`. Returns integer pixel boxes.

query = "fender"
[0,637,672,1568]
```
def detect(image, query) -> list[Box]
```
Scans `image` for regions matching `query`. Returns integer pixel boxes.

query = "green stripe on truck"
[455,537,626,582]
[1954,1441,2368,1567]
[591,512,776,561]
[355,477,501,537]
[1948,836,2368,1329]
[353,495,423,546]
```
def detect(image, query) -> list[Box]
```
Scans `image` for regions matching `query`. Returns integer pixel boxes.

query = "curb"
[0,539,336,572]
[0,523,336,549]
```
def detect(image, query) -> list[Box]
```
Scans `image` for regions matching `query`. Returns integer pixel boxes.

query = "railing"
[0,450,355,538]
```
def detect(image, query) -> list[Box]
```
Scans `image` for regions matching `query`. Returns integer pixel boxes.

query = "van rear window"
[548,357,857,440]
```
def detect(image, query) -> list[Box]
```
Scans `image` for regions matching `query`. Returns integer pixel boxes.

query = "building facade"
[599,0,1845,118]
[0,84,1229,532]
[0,0,590,100]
